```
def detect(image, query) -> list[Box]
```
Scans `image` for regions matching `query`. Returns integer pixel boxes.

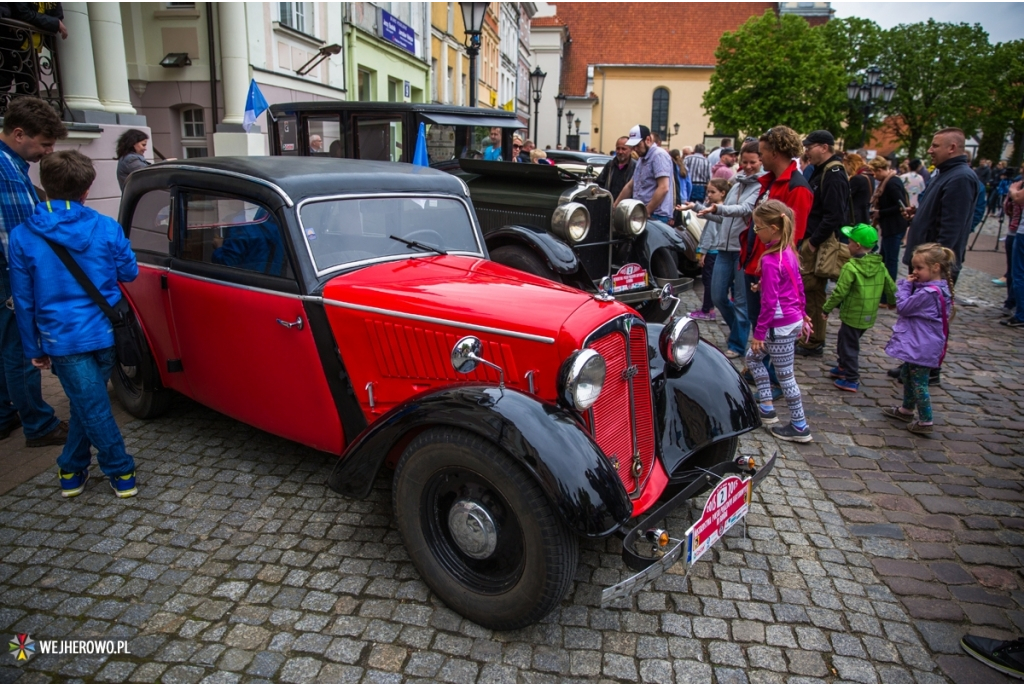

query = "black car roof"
[141,157,469,203]
[269,101,521,119]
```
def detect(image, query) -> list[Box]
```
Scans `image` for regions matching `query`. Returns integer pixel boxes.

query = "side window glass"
[307,116,343,157]
[182,193,293,279]
[129,190,172,255]
[355,117,403,162]
[277,116,299,155]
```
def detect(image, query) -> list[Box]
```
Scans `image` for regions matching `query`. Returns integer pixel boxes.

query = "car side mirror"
[451,336,505,389]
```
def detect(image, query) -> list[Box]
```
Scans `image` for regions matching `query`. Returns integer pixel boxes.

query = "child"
[679,178,731,320]
[744,199,813,443]
[883,243,955,434]
[8,150,140,497]
[821,224,896,392]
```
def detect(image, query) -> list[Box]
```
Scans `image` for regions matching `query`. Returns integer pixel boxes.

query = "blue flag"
[412,122,429,167]
[243,79,269,133]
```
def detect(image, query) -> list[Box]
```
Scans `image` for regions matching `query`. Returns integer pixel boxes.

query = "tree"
[820,18,886,148]
[875,20,993,158]
[702,10,847,138]
[976,39,1024,166]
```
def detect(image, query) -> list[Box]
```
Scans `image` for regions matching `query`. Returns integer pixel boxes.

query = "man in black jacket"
[595,136,635,202]
[797,130,850,356]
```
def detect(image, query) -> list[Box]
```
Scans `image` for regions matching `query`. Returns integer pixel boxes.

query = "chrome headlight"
[612,199,647,236]
[557,349,606,411]
[551,202,590,243]
[660,316,699,367]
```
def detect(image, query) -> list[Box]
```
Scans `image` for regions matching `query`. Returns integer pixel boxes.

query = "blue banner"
[380,10,415,54]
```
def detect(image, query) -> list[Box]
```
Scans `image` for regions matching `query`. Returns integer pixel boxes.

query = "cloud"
[830,2,1024,44]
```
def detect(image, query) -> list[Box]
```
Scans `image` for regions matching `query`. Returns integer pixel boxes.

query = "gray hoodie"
[695,169,768,253]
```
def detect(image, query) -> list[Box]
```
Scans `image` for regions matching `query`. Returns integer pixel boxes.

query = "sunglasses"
[513,144,522,149]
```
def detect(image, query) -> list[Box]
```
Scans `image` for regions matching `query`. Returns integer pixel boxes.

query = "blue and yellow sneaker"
[109,472,138,498]
[58,469,89,497]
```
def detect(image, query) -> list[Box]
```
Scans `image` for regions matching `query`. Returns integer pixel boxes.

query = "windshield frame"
[295,192,486,279]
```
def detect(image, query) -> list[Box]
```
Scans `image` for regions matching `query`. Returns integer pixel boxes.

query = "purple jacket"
[754,245,806,340]
[885,279,952,368]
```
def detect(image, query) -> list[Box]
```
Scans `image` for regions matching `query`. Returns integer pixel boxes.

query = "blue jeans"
[51,347,135,478]
[744,272,780,386]
[879,232,903,305]
[690,184,706,203]
[1012,232,1024,323]
[711,251,748,355]
[0,267,59,438]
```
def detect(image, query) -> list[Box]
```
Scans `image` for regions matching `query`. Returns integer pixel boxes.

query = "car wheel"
[112,358,172,420]
[393,427,578,631]
[490,245,559,282]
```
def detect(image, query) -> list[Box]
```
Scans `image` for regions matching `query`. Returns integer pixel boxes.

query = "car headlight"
[612,199,647,236]
[660,316,699,367]
[558,349,606,411]
[551,202,590,243]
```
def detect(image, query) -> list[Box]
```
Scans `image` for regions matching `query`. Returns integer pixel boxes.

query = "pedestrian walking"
[822,224,896,392]
[669,149,692,204]
[797,130,851,358]
[8,150,140,497]
[684,143,711,202]
[1001,180,1024,327]
[882,243,955,434]
[0,96,69,447]
[614,125,674,223]
[595,137,636,203]
[745,200,813,443]
[900,161,926,208]
[115,129,151,191]
[844,153,873,226]
[867,156,908,307]
[685,178,730,321]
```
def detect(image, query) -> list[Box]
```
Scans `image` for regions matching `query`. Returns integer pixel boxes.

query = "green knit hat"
[841,223,878,249]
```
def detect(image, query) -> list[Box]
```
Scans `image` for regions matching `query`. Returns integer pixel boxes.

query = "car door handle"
[276,316,304,330]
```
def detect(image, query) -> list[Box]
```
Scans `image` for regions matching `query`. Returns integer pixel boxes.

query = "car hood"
[321,255,603,341]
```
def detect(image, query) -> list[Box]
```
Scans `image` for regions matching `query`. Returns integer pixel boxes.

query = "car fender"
[485,225,580,275]
[643,218,698,264]
[646,326,761,477]
[327,385,633,537]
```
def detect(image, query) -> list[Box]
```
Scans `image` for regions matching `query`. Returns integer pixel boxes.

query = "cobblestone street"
[0,259,1020,683]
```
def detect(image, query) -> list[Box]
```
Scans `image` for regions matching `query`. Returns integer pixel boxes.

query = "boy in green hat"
[822,223,896,392]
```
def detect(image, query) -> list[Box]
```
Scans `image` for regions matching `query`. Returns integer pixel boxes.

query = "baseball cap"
[802,130,835,147]
[841,223,878,249]
[625,124,651,147]
[719,147,737,156]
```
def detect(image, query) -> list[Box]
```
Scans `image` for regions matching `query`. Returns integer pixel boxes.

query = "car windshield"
[426,124,519,164]
[298,196,481,274]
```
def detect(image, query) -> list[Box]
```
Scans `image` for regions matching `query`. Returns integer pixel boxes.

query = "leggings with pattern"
[746,331,806,425]
[900,363,932,423]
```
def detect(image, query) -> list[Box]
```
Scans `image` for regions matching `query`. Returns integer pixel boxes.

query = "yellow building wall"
[593,67,715,154]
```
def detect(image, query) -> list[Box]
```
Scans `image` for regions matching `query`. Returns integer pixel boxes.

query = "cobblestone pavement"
[0,266,1017,683]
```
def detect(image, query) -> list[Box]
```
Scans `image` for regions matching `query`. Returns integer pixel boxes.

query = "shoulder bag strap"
[43,237,120,326]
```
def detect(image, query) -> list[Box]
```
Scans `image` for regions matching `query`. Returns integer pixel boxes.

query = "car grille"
[586,321,655,495]
[574,194,613,282]
[474,207,551,233]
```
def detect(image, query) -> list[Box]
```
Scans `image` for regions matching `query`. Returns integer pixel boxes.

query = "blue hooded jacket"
[8,201,138,359]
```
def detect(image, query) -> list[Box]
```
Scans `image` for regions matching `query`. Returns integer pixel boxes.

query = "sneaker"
[992,278,1007,286]
[929,369,941,386]
[724,349,742,359]
[109,472,138,498]
[742,369,755,385]
[718,317,728,325]
[26,420,69,448]
[58,469,89,498]
[961,635,1024,680]
[771,423,812,443]
[996,306,1013,317]
[1000,317,1024,328]
[0,416,22,440]
[828,366,847,379]
[759,406,779,425]
[882,406,915,423]
[688,310,713,320]
[906,420,934,435]
[795,344,824,357]
[886,365,902,379]
[833,378,859,392]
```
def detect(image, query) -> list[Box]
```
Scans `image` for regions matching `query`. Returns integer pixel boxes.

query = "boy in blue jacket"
[9,150,140,498]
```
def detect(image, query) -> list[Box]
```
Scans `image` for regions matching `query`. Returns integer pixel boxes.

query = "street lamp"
[460,2,487,107]
[846,65,896,149]
[574,118,581,135]
[554,92,566,146]
[529,66,546,143]
[667,122,679,146]
[565,109,573,133]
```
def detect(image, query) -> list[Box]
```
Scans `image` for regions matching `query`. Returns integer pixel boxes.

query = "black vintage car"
[267,102,695,321]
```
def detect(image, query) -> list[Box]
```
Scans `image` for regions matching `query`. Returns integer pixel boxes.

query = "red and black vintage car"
[115,157,772,630]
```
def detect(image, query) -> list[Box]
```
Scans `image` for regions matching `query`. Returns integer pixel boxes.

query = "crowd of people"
[609,121,1020,446]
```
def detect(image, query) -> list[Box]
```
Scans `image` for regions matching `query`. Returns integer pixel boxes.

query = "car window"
[426,124,505,163]
[277,116,299,155]
[355,117,403,162]
[129,189,172,255]
[181,193,293,279]
[298,196,480,274]
[308,116,342,157]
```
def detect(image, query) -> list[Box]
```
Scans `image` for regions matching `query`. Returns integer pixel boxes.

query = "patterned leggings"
[901,363,933,423]
[746,331,806,425]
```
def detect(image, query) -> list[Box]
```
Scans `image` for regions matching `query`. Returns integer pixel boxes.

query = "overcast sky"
[831,2,1024,43]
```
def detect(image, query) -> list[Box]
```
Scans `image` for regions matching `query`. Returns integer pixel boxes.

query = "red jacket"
[740,161,813,275]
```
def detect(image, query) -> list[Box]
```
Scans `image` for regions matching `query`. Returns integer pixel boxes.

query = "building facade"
[429,2,469,106]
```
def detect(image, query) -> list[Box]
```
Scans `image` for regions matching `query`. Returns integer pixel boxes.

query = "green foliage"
[702,10,847,137]
[977,39,1024,164]
[820,18,885,147]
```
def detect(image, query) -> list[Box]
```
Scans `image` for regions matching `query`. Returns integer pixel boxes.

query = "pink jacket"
[754,245,806,340]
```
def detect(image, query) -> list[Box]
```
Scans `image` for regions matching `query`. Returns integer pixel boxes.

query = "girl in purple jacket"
[883,243,956,434]
[745,200,814,443]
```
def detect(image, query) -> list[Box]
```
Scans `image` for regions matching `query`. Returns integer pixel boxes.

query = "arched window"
[651,88,669,141]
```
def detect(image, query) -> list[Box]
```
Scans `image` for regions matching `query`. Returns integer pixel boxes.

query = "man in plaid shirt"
[684,143,711,202]
[0,97,69,446]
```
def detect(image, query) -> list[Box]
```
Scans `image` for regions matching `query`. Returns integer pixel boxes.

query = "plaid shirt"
[0,139,40,263]
[683,153,711,184]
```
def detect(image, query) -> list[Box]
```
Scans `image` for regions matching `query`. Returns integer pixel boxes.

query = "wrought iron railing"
[0,17,66,118]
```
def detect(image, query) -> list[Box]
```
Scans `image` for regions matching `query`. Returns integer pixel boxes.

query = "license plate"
[610,263,648,294]
[600,537,685,606]
[685,475,751,565]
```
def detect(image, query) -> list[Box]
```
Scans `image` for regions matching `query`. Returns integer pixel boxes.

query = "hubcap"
[447,499,498,559]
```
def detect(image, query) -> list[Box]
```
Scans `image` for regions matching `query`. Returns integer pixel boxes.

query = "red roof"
[531,16,565,27]
[551,2,777,96]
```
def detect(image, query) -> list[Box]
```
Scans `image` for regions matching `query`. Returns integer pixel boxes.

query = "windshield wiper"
[388,234,447,256]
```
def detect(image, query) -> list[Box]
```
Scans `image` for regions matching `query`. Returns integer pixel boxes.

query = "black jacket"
[903,155,978,273]
[875,175,908,238]
[7,3,63,32]
[806,154,851,248]
[595,157,635,202]
[850,172,872,225]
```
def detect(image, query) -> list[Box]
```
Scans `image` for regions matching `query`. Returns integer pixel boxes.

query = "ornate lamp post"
[846,65,896,149]
[574,118,581,135]
[460,3,487,107]
[554,92,566,147]
[529,66,546,143]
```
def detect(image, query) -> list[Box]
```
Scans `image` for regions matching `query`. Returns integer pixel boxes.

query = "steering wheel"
[403,230,446,250]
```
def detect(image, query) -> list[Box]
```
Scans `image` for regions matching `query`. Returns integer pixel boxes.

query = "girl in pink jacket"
[745,200,814,443]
